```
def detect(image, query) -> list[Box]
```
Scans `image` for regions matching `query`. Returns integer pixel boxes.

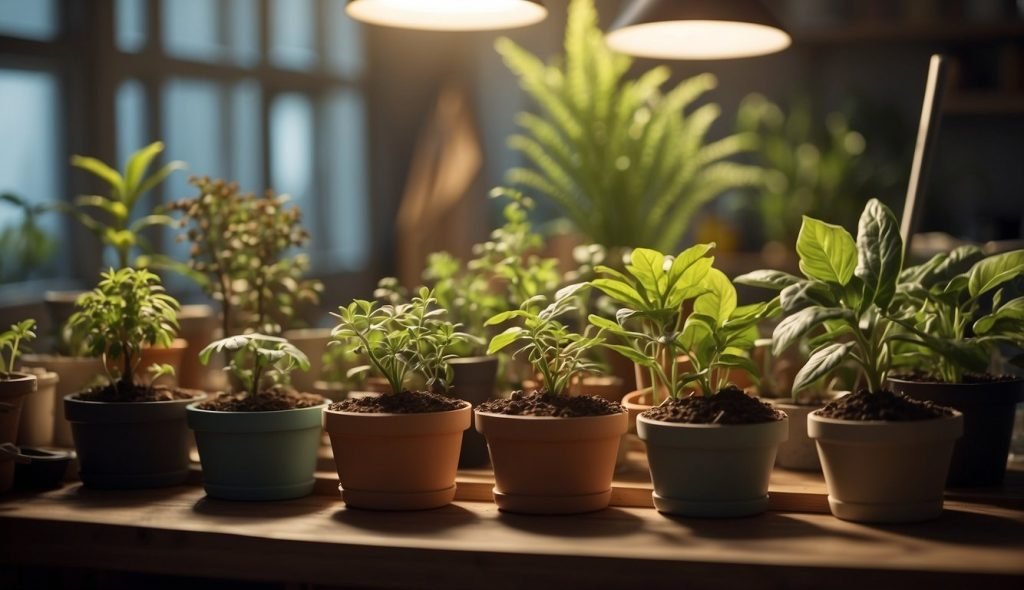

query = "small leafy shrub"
[200,334,310,399]
[0,319,36,379]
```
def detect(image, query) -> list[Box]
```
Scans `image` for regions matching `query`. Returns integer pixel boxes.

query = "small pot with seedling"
[593,247,786,518]
[0,320,39,492]
[63,268,203,489]
[749,199,962,523]
[477,284,626,515]
[324,289,472,510]
[187,334,327,501]
[886,246,1024,487]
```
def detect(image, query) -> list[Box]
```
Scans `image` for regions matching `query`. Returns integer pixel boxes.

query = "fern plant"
[497,0,762,252]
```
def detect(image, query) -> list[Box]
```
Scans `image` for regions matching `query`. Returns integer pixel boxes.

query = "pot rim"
[447,355,499,365]
[808,408,963,426]
[66,389,206,406]
[888,375,1024,387]
[474,408,627,441]
[0,372,37,397]
[187,399,331,415]
[637,413,789,429]
[808,409,963,444]
[324,400,472,437]
[324,399,472,418]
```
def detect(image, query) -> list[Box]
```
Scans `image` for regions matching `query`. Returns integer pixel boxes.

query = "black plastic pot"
[11,447,74,489]
[888,377,1024,487]
[449,356,498,468]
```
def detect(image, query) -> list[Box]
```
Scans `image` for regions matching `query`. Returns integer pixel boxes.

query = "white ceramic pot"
[770,401,822,471]
[808,411,963,523]
[15,368,59,447]
[637,415,788,517]
[21,355,105,448]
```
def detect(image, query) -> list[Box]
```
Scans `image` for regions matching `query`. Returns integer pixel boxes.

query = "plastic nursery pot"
[889,377,1024,488]
[283,328,332,394]
[0,373,37,493]
[21,355,105,448]
[637,413,788,518]
[768,400,823,472]
[449,356,499,469]
[65,391,205,489]
[8,446,74,490]
[15,368,59,448]
[807,410,963,523]
[188,399,330,501]
[474,409,628,515]
[325,401,471,510]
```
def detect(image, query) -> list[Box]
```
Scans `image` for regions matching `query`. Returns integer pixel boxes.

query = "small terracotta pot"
[15,368,59,447]
[475,408,628,514]
[135,339,189,387]
[20,355,105,448]
[572,375,625,404]
[769,400,823,472]
[0,373,37,492]
[176,305,217,390]
[363,377,394,394]
[808,410,963,523]
[622,389,654,434]
[284,328,332,393]
[449,356,499,468]
[324,401,471,510]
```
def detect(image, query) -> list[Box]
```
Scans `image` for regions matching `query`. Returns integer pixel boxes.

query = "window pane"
[0,70,62,283]
[115,0,146,53]
[227,0,259,67]
[326,0,364,77]
[270,0,318,70]
[322,89,369,271]
[116,80,147,173]
[231,79,262,193]
[163,0,225,63]
[270,93,316,251]
[0,0,57,40]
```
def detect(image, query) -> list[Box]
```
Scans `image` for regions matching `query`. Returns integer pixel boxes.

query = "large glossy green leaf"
[487,327,524,355]
[855,198,903,309]
[692,268,735,326]
[626,248,667,301]
[734,269,801,291]
[974,296,1024,334]
[796,215,857,285]
[772,306,853,356]
[968,250,1024,298]
[591,278,647,310]
[780,280,835,313]
[793,342,852,393]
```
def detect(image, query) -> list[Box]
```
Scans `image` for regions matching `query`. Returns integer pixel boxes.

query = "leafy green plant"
[589,247,772,401]
[67,141,183,268]
[320,343,369,390]
[736,198,905,394]
[497,0,761,251]
[889,247,1024,382]
[485,285,604,396]
[332,289,469,395]
[0,194,55,283]
[0,319,36,378]
[165,177,323,338]
[200,334,309,398]
[67,268,180,393]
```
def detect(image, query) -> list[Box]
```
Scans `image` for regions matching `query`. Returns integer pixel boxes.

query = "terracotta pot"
[363,376,393,394]
[622,389,654,434]
[808,410,963,523]
[15,368,59,447]
[475,408,628,514]
[769,400,823,471]
[283,328,332,393]
[65,391,205,489]
[572,375,625,404]
[449,356,498,468]
[889,377,1024,487]
[135,338,189,387]
[324,401,471,510]
[601,345,637,391]
[638,414,789,517]
[20,355,105,447]
[0,373,37,492]
[176,305,217,390]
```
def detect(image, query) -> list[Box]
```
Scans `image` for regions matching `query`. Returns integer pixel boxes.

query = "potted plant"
[886,246,1024,487]
[63,268,202,488]
[746,199,962,522]
[324,289,472,510]
[0,320,39,492]
[590,248,785,517]
[477,285,626,514]
[187,334,327,500]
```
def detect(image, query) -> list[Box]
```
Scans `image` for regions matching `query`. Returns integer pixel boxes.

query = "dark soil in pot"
[477,390,622,417]
[77,383,193,403]
[198,389,324,412]
[330,390,463,413]
[819,390,954,421]
[642,387,783,424]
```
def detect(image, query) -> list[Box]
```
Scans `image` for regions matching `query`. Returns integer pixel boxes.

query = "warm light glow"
[606,20,790,60]
[346,0,546,31]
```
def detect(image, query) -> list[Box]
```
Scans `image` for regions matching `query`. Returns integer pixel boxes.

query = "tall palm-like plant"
[497,0,762,252]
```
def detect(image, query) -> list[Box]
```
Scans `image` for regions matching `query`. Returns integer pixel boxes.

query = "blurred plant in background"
[0,193,55,283]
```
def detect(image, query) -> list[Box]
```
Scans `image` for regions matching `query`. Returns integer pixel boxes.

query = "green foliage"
[737,198,905,394]
[889,247,1024,382]
[497,0,761,251]
[320,342,369,390]
[200,334,309,398]
[66,141,183,268]
[67,268,180,389]
[165,177,323,338]
[485,284,604,396]
[332,289,470,395]
[0,319,36,377]
[0,194,56,283]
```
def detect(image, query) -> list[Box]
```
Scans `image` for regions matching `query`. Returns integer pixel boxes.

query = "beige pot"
[475,409,628,514]
[284,328,332,393]
[622,389,654,434]
[0,373,37,492]
[176,305,217,390]
[15,368,59,447]
[20,355,105,448]
[769,400,823,471]
[808,411,963,523]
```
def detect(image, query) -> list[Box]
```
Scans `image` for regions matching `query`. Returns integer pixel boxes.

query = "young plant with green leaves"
[589,247,772,401]
[0,194,56,283]
[67,268,180,394]
[0,319,36,379]
[485,285,604,397]
[497,0,761,251]
[66,141,183,268]
[889,246,1024,382]
[332,289,470,396]
[200,334,310,399]
[736,198,905,395]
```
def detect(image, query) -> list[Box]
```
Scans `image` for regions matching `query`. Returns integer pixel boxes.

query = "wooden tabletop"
[1,482,1023,589]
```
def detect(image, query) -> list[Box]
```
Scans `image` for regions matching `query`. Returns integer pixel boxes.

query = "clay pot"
[572,375,625,403]
[0,373,37,492]
[15,368,59,447]
[889,377,1024,487]
[283,328,332,393]
[363,376,394,394]
[449,356,499,468]
[808,410,963,523]
[65,390,204,489]
[135,338,189,387]
[474,409,628,514]
[176,305,217,390]
[188,400,329,500]
[20,355,105,447]
[622,389,655,434]
[769,400,823,471]
[638,414,789,517]
[325,401,471,510]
